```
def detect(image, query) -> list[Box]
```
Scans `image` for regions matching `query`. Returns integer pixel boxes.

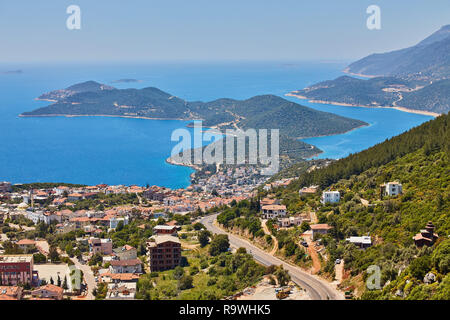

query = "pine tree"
[62,276,68,290]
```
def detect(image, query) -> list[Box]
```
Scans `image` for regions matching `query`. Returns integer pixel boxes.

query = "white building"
[346,236,372,249]
[261,205,287,219]
[381,182,403,196]
[321,191,340,204]
[26,210,61,225]
[110,216,130,230]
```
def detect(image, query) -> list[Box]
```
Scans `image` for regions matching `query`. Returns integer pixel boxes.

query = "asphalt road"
[200,213,344,300]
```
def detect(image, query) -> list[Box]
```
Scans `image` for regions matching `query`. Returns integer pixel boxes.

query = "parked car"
[335,259,341,264]
[301,241,308,247]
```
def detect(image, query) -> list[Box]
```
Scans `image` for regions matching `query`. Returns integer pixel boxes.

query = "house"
[106,282,136,300]
[109,259,142,274]
[0,255,38,286]
[381,181,403,197]
[68,193,83,201]
[278,218,291,228]
[54,186,70,196]
[321,191,340,204]
[413,221,439,247]
[289,216,303,226]
[16,239,36,252]
[31,284,64,300]
[310,224,333,238]
[0,286,23,300]
[143,189,166,201]
[99,272,140,284]
[260,198,280,206]
[109,216,129,230]
[26,210,61,225]
[346,236,372,249]
[0,182,12,193]
[299,186,318,196]
[89,238,113,255]
[261,205,287,219]
[153,225,179,236]
[113,245,137,261]
[147,235,181,272]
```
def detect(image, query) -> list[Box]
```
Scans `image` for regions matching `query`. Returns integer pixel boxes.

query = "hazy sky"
[0,0,448,62]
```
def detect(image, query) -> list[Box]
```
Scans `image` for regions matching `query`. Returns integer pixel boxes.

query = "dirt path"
[304,234,321,274]
[360,198,369,207]
[261,219,278,255]
[310,211,318,224]
[335,261,344,284]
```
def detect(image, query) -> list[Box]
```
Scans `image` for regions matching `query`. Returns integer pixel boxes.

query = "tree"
[274,265,290,287]
[409,255,431,280]
[300,222,310,233]
[49,246,60,263]
[50,276,54,285]
[65,243,74,257]
[198,230,210,248]
[88,253,103,266]
[236,247,247,254]
[57,275,62,287]
[33,253,47,264]
[193,222,205,231]
[209,234,230,256]
[173,266,185,280]
[62,276,68,290]
[178,275,194,290]
[432,239,450,274]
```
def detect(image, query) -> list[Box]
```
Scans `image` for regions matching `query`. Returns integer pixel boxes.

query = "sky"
[0,0,449,63]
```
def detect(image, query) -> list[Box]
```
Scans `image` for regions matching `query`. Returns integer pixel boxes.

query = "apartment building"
[147,235,181,272]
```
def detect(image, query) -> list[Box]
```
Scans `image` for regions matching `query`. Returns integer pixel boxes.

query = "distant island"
[1,69,23,74]
[289,25,450,116]
[20,81,368,160]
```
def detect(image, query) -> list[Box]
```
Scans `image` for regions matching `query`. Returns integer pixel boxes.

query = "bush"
[209,235,230,256]
[33,253,47,264]
[178,275,194,290]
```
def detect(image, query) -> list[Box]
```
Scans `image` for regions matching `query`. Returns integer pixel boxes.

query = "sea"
[0,62,433,188]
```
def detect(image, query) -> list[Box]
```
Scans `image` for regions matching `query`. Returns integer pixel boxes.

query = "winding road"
[200,213,344,300]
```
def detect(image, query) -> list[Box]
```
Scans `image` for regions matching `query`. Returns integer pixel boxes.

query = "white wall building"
[321,191,340,204]
[382,182,403,196]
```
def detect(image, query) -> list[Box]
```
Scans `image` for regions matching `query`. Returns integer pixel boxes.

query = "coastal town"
[2,164,441,301]
[0,168,306,301]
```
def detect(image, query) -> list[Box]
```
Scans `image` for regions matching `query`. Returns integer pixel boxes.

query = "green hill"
[267,113,449,299]
[292,75,450,114]
[397,79,450,114]
[22,83,368,160]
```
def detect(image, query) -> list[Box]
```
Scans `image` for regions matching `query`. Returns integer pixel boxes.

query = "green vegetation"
[295,25,450,114]
[23,84,368,160]
[136,241,266,300]
[263,113,449,299]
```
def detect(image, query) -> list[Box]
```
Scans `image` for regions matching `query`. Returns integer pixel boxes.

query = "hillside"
[37,81,116,101]
[291,25,450,115]
[291,75,450,114]
[266,113,450,299]
[346,25,450,81]
[397,79,450,114]
[22,82,368,160]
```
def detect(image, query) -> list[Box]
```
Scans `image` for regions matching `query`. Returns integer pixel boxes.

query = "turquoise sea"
[0,62,433,188]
